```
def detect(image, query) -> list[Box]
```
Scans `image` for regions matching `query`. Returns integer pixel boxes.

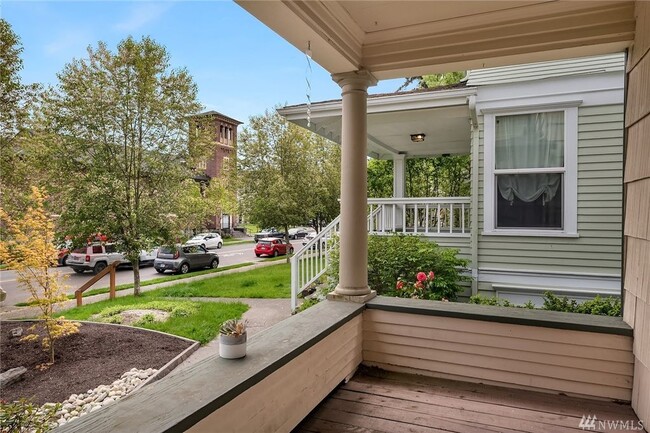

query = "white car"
[185,233,223,250]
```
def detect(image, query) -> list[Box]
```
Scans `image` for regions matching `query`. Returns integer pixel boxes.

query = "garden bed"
[0,320,193,405]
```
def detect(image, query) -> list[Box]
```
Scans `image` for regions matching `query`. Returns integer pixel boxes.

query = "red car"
[254,238,294,258]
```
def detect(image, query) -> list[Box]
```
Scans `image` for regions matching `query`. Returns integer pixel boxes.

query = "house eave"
[278,86,478,121]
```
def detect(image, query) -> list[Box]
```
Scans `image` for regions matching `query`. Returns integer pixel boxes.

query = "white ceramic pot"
[219,333,247,359]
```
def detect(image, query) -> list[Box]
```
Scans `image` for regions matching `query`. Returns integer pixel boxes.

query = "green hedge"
[469,291,622,316]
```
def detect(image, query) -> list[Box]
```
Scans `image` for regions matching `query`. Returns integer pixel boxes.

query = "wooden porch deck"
[294,369,643,433]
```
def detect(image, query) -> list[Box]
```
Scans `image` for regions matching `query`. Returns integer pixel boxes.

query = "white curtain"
[495,112,564,204]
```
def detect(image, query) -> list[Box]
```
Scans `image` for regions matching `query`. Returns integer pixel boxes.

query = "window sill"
[481,230,579,238]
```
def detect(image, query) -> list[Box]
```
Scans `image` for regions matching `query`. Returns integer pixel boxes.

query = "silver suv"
[154,245,219,274]
[67,244,126,274]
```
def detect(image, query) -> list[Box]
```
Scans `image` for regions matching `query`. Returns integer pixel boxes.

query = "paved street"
[0,240,297,309]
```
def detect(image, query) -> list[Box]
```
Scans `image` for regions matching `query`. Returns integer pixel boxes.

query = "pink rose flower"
[428,271,435,280]
[396,280,404,290]
[416,272,427,282]
[414,281,424,289]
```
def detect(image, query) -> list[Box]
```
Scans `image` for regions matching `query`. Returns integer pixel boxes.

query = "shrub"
[0,399,60,433]
[469,295,535,309]
[96,301,197,321]
[294,297,320,313]
[328,234,469,300]
[133,313,157,326]
[469,292,621,316]
[543,292,621,316]
[0,187,79,366]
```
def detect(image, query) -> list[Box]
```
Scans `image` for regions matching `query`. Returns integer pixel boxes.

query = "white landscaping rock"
[34,368,158,426]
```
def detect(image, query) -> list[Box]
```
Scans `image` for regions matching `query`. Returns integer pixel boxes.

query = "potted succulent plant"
[219,319,247,359]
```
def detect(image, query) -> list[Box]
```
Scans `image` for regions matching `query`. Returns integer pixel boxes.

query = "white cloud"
[44,30,90,57]
[114,2,173,33]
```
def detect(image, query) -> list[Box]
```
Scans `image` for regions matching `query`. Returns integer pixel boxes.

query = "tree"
[238,110,340,252]
[396,71,465,92]
[367,155,470,198]
[367,159,393,198]
[0,187,79,366]
[36,37,211,295]
[0,19,42,214]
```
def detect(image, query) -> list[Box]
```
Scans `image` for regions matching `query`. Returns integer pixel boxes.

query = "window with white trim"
[483,106,578,236]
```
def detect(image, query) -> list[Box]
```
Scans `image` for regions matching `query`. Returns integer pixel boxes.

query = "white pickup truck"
[67,244,157,274]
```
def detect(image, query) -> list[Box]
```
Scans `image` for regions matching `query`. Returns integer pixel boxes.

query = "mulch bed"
[1,321,193,405]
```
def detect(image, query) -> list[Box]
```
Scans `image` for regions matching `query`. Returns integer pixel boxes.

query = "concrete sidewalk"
[168,297,292,369]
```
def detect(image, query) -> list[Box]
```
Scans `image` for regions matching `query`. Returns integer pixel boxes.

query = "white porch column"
[392,153,406,231]
[393,154,406,198]
[331,70,377,298]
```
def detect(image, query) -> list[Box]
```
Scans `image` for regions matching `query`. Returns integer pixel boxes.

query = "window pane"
[496,174,562,229]
[495,112,564,169]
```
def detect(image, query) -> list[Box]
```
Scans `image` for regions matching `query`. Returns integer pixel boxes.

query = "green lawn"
[15,262,255,306]
[151,262,290,298]
[57,293,248,344]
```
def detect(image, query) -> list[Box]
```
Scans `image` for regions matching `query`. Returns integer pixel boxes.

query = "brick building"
[192,110,242,232]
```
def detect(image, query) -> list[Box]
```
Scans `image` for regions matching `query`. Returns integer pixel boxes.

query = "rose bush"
[327,234,469,300]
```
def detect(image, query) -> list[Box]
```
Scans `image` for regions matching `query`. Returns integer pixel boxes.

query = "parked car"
[57,247,70,266]
[67,244,126,274]
[302,232,327,249]
[254,238,294,258]
[154,244,219,274]
[253,228,285,242]
[185,233,223,249]
[288,227,314,240]
[120,248,159,267]
[56,239,73,266]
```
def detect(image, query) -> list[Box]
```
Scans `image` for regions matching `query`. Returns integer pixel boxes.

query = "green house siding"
[434,237,471,262]
[477,104,623,276]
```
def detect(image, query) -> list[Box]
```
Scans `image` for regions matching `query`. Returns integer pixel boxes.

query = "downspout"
[469,95,479,296]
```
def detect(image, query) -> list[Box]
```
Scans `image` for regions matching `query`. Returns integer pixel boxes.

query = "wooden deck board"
[293,370,644,433]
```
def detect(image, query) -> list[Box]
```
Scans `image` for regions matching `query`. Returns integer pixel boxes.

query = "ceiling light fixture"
[410,133,426,143]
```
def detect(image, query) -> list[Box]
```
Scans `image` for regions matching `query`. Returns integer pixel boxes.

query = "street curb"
[0,260,288,320]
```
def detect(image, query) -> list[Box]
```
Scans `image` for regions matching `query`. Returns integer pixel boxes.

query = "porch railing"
[290,198,470,310]
[368,197,471,237]
[290,206,382,310]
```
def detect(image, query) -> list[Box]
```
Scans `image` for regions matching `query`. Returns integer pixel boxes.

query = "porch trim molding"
[366,296,632,336]
[278,87,477,120]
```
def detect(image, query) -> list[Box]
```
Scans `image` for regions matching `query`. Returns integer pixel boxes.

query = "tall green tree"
[37,37,212,295]
[367,155,470,198]
[238,110,340,252]
[0,19,42,214]
[367,159,393,198]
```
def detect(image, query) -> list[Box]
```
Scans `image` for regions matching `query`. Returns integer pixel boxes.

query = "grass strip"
[151,262,290,299]
[14,262,255,306]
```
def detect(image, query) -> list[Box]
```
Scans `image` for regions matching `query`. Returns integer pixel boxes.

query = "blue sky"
[2,1,407,127]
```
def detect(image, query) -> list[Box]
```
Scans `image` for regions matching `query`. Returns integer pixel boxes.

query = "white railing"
[290,198,470,310]
[367,197,471,237]
[290,206,382,311]
[290,216,340,311]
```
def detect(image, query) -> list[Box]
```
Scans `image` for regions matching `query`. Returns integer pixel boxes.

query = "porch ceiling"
[278,87,474,159]
[236,1,635,79]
